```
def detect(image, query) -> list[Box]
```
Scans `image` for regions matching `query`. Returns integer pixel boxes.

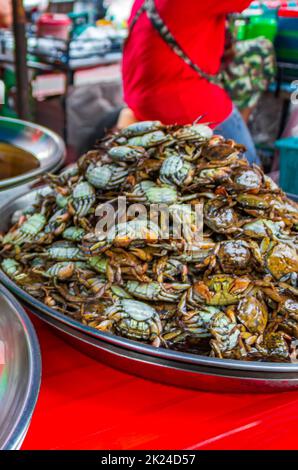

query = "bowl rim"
[0,283,41,450]
[0,116,65,190]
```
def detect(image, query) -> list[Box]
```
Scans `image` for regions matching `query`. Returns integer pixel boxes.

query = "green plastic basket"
[244,16,278,42]
[275,137,298,195]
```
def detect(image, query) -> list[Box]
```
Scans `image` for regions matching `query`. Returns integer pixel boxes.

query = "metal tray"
[0,283,41,449]
[1,189,298,393]
[0,117,65,205]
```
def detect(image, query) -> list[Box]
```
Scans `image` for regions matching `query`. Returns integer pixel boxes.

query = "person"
[121,0,272,165]
[0,0,12,28]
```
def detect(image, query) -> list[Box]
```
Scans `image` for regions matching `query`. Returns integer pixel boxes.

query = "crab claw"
[230,278,251,295]
[193,281,212,303]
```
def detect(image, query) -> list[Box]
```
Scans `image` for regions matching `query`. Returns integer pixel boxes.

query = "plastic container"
[68,11,90,37]
[279,6,298,17]
[245,16,278,41]
[275,137,298,194]
[275,7,298,62]
[37,13,72,40]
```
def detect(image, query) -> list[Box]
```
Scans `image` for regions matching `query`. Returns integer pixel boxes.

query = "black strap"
[129,1,147,30]
[129,0,221,86]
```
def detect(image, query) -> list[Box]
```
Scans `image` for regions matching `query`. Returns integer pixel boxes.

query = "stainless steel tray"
[1,189,298,393]
[0,117,65,205]
[0,117,65,191]
[0,283,41,449]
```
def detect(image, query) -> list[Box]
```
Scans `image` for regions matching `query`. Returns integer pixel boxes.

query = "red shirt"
[122,0,251,126]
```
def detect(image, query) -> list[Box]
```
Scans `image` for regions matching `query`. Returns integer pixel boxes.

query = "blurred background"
[0,1,298,193]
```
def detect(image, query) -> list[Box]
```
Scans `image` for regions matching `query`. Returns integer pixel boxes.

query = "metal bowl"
[0,117,65,204]
[0,283,41,449]
[1,189,298,393]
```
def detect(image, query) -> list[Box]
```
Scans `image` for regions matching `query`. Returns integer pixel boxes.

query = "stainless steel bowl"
[0,117,65,204]
[0,189,298,393]
[0,284,41,449]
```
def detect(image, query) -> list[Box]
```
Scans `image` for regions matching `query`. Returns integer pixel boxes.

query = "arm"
[0,0,12,28]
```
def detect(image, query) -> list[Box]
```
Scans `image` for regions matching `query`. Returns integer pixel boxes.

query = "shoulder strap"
[129,1,147,31]
[129,0,221,86]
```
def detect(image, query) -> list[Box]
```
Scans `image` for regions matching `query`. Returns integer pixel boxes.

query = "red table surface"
[22,316,298,450]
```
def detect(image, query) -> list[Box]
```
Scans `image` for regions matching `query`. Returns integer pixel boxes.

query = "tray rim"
[0,283,41,450]
[2,269,298,374]
[1,187,298,375]
[28,302,298,384]
[0,116,66,190]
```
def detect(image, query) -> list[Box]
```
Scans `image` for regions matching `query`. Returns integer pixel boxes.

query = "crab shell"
[86,163,128,190]
[108,145,146,163]
[193,275,252,306]
[204,199,238,234]
[102,299,162,345]
[159,155,194,187]
[72,181,96,217]
[120,121,163,138]
[237,296,268,335]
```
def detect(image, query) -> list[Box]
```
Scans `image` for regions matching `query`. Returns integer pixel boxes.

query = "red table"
[22,317,298,450]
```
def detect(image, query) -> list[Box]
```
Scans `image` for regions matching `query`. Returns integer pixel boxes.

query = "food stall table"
[22,316,298,450]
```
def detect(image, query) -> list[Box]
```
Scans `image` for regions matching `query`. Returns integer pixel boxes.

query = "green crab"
[159,155,195,187]
[102,219,161,248]
[178,292,221,338]
[128,131,170,149]
[210,312,242,359]
[70,181,96,217]
[237,296,268,335]
[276,298,298,339]
[120,121,163,138]
[2,213,47,246]
[126,181,197,205]
[108,145,146,163]
[1,258,28,282]
[45,241,86,261]
[173,124,213,142]
[194,166,232,186]
[232,167,263,192]
[98,299,163,346]
[86,162,128,190]
[62,226,86,242]
[39,261,76,280]
[250,332,291,362]
[242,219,286,239]
[208,239,263,274]
[125,280,190,302]
[260,238,298,283]
[204,198,239,234]
[191,275,253,306]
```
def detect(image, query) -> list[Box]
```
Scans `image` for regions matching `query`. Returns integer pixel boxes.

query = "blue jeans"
[215,107,260,165]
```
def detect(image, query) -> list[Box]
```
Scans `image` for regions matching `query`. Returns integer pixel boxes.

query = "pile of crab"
[1,120,298,362]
